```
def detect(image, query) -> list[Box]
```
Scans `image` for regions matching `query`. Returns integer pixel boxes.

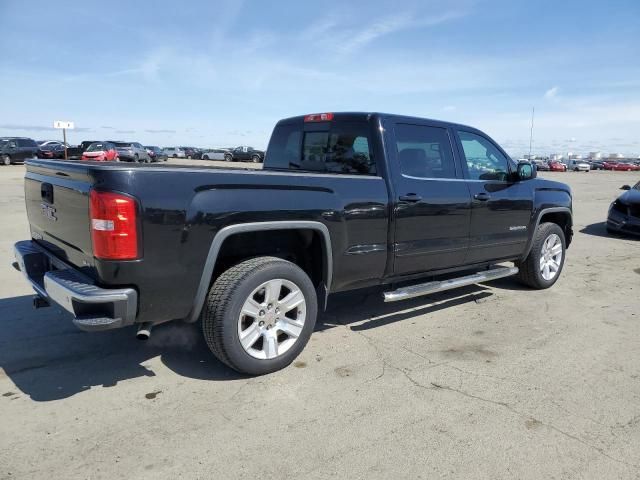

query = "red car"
[611,162,640,172]
[81,142,119,161]
[548,161,566,172]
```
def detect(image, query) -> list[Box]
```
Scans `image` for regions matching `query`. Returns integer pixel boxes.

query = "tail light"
[304,112,334,122]
[89,190,140,260]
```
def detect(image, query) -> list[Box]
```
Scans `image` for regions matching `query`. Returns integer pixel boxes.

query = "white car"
[163,147,186,158]
[568,159,590,172]
[201,149,229,161]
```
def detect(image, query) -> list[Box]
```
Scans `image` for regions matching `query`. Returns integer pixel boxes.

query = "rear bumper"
[13,240,138,331]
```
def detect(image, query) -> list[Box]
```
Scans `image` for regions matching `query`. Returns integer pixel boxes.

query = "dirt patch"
[441,344,498,359]
[145,391,162,400]
[293,361,307,368]
[2,392,16,397]
[335,366,354,378]
[525,418,543,430]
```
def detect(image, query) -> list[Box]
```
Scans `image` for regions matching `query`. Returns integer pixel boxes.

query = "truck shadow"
[0,295,242,402]
[1,285,496,402]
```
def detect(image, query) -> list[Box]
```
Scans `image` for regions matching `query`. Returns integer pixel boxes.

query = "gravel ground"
[0,164,638,479]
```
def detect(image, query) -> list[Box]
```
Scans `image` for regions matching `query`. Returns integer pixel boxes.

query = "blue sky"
[1,0,639,156]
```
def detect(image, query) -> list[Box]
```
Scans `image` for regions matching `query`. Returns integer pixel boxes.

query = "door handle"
[399,193,422,202]
[473,192,491,201]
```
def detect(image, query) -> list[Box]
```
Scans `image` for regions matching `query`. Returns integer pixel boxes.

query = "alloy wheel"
[539,233,563,281]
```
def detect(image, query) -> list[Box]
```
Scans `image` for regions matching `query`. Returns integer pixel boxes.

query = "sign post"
[53,121,75,160]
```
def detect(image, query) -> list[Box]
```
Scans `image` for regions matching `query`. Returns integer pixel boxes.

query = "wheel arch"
[520,207,573,260]
[187,221,333,323]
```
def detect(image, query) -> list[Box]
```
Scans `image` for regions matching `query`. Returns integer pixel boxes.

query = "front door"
[454,130,533,264]
[390,122,472,276]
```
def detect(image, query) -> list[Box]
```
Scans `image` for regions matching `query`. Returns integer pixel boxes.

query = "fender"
[520,207,572,260]
[187,221,333,323]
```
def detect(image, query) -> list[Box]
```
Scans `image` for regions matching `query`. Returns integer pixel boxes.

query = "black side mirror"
[517,162,536,181]
[621,185,631,190]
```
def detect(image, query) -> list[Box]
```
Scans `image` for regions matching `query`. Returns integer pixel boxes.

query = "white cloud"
[544,86,559,98]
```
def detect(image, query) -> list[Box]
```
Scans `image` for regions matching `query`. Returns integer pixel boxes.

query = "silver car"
[163,147,186,158]
[201,148,228,160]
[113,142,151,162]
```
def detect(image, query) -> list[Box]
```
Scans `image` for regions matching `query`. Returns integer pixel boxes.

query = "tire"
[252,155,261,163]
[173,154,177,158]
[2,155,10,166]
[187,155,192,159]
[202,256,318,375]
[134,154,139,162]
[224,154,232,162]
[203,155,209,160]
[516,222,566,289]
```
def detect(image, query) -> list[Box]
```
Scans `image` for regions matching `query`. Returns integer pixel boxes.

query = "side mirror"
[621,185,631,190]
[517,162,536,180]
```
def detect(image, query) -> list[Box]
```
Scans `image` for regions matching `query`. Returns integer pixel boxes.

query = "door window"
[458,131,511,181]
[394,124,456,179]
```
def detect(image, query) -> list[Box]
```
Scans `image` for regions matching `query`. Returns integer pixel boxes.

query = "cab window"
[457,131,511,181]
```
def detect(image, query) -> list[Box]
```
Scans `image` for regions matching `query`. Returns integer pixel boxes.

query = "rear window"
[266,122,376,175]
[17,139,38,147]
[115,142,131,147]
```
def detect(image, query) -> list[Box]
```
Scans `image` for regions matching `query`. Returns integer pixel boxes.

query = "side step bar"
[383,266,519,303]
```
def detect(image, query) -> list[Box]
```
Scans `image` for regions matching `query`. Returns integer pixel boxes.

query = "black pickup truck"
[14,112,572,375]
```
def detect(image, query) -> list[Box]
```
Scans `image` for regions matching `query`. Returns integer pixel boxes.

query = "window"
[266,122,375,175]
[394,124,456,179]
[17,139,37,147]
[458,131,511,181]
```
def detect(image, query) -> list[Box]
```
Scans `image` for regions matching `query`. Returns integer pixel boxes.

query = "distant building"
[550,153,563,161]
[608,153,624,159]
[588,152,602,160]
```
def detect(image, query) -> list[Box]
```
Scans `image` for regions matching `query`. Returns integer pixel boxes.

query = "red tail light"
[304,112,334,122]
[89,190,139,260]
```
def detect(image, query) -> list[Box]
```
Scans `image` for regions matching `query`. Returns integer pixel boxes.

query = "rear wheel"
[203,155,209,160]
[202,256,317,375]
[252,155,261,163]
[134,154,139,162]
[224,154,233,162]
[2,155,10,166]
[516,222,566,289]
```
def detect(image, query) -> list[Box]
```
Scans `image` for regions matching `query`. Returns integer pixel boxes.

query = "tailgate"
[24,161,95,269]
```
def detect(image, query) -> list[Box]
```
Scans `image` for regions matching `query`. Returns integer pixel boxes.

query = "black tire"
[252,155,261,163]
[202,256,318,375]
[134,154,139,162]
[224,154,232,162]
[515,222,566,289]
[2,155,10,166]
[173,154,177,158]
[187,155,192,159]
[203,155,209,160]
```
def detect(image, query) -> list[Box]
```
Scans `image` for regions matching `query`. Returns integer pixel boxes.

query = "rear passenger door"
[388,121,472,275]
[454,130,533,263]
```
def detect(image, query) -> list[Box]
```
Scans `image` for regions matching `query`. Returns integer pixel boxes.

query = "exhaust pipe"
[136,322,153,340]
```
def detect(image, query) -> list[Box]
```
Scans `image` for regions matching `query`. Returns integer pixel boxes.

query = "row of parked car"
[533,158,640,172]
[0,137,268,165]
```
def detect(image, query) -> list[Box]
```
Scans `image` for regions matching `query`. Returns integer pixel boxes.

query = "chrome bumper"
[13,240,137,331]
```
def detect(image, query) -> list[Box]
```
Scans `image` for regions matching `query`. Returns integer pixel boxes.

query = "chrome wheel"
[539,233,562,281]
[237,278,306,360]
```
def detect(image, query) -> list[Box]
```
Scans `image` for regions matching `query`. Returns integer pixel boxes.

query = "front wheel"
[202,257,317,375]
[252,155,261,163]
[224,154,232,162]
[2,155,10,166]
[516,222,566,289]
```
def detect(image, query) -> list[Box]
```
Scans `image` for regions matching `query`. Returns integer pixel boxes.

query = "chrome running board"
[383,266,519,303]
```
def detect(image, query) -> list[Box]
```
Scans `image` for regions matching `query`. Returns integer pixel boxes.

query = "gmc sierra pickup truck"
[14,112,573,375]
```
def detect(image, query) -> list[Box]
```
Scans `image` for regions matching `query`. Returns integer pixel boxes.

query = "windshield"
[114,142,131,147]
[86,143,107,152]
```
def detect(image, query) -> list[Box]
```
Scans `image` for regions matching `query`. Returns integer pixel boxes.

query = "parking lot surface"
[1,164,639,479]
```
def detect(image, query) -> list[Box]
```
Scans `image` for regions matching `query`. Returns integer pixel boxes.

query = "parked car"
[66,141,100,160]
[37,143,66,159]
[37,140,69,148]
[611,162,640,172]
[112,142,151,162]
[225,146,265,163]
[144,146,167,162]
[549,161,566,172]
[201,148,229,160]
[14,111,573,375]
[603,161,619,170]
[0,137,39,165]
[163,147,186,158]
[607,182,640,236]
[588,161,605,170]
[81,142,119,162]
[180,147,202,159]
[567,159,590,172]
[533,160,550,171]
